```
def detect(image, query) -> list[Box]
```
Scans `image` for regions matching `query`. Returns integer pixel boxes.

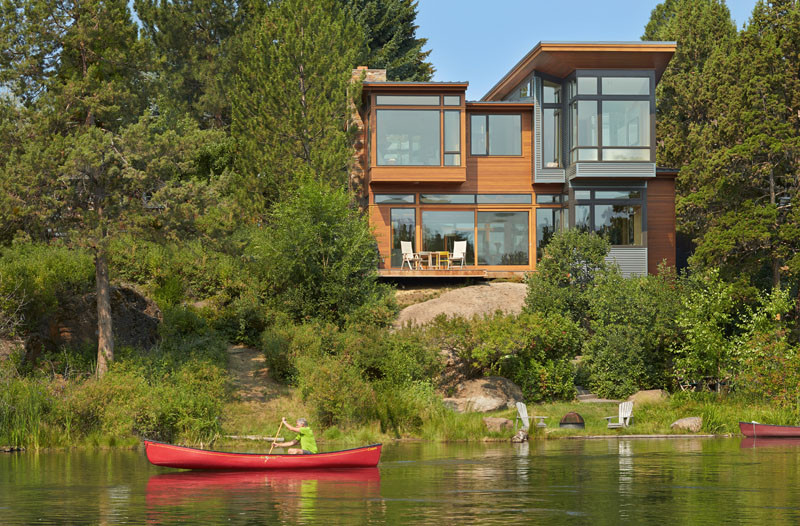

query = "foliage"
[261,320,441,431]
[0,243,94,334]
[647,0,800,290]
[135,0,243,129]
[731,288,799,406]
[344,0,434,81]
[671,269,738,387]
[248,178,393,326]
[231,0,365,213]
[525,230,612,322]
[425,311,583,403]
[582,267,684,399]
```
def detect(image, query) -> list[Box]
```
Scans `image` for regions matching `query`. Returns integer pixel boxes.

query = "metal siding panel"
[606,247,648,277]
[572,163,656,179]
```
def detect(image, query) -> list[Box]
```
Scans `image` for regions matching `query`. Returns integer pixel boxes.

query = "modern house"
[350,42,677,278]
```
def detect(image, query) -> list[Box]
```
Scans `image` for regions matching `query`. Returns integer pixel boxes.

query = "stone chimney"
[349,67,386,210]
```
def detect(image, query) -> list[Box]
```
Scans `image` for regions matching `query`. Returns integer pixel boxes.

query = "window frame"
[569,186,647,247]
[371,93,464,168]
[566,70,655,164]
[469,113,523,157]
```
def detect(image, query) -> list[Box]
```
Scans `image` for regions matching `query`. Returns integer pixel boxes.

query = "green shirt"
[295,426,317,454]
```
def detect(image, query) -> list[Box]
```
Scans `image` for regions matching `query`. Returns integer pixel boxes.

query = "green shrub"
[583,268,683,398]
[427,311,583,402]
[525,230,612,322]
[0,243,94,334]
[296,354,376,427]
[246,178,391,326]
[671,269,738,387]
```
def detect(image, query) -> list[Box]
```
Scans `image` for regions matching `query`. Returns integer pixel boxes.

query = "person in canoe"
[274,417,318,454]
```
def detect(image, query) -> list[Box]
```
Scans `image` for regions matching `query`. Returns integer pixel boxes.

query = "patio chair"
[514,402,530,431]
[400,241,420,270]
[448,240,467,269]
[604,401,634,429]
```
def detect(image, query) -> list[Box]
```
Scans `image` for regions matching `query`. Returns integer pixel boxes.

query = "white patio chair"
[448,240,467,269]
[400,241,420,270]
[605,401,634,429]
[514,402,530,431]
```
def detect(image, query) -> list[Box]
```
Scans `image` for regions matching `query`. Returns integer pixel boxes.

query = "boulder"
[671,417,703,433]
[438,347,472,393]
[483,417,514,433]
[627,389,668,405]
[442,376,524,413]
[24,285,162,365]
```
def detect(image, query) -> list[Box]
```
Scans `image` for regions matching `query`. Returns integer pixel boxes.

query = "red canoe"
[144,440,382,470]
[739,421,800,438]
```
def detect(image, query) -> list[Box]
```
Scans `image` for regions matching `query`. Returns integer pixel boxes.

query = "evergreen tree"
[642,0,738,238]
[689,0,800,288]
[344,0,434,81]
[0,0,151,375]
[134,0,244,128]
[230,0,365,218]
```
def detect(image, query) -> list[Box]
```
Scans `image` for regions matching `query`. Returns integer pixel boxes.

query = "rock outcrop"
[443,376,524,413]
[670,417,703,433]
[483,417,514,433]
[24,285,162,365]
[628,389,669,405]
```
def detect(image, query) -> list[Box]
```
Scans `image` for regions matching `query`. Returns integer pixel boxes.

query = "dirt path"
[394,282,528,328]
[227,345,289,402]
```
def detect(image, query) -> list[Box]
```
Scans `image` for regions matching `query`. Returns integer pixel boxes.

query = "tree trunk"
[95,248,114,377]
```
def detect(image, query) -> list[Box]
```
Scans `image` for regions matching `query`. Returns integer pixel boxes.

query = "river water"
[2,438,800,524]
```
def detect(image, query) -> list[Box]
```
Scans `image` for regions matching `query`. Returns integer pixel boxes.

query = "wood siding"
[647,175,676,273]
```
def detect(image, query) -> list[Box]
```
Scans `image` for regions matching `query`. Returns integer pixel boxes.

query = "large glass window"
[477,194,532,204]
[377,110,440,166]
[568,73,653,162]
[391,209,416,267]
[376,95,439,105]
[594,205,643,245]
[571,188,645,246]
[536,208,563,261]
[478,212,529,266]
[542,108,562,167]
[422,211,474,263]
[602,101,650,147]
[543,80,561,104]
[443,110,461,166]
[420,194,475,204]
[602,77,649,95]
[470,114,522,156]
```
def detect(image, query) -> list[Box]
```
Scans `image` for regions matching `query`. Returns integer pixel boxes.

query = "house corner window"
[568,73,653,163]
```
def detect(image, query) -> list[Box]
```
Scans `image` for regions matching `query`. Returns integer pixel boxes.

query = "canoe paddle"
[267,420,284,455]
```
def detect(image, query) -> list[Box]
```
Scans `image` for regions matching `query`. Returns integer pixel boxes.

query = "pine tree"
[642,0,738,238]
[230,0,365,218]
[0,0,151,375]
[134,0,244,128]
[344,0,434,81]
[689,0,800,288]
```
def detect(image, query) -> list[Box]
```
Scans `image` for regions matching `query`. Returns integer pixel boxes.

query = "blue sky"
[415,0,760,99]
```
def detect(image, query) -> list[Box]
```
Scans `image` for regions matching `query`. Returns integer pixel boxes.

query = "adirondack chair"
[514,402,530,431]
[605,401,634,429]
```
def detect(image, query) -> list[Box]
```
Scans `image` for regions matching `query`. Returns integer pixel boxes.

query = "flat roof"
[482,41,677,101]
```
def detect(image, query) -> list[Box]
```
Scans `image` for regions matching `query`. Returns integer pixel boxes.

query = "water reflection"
[741,437,800,449]
[5,441,800,524]
[146,469,380,524]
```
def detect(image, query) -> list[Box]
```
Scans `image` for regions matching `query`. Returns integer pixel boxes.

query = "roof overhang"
[482,41,677,101]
